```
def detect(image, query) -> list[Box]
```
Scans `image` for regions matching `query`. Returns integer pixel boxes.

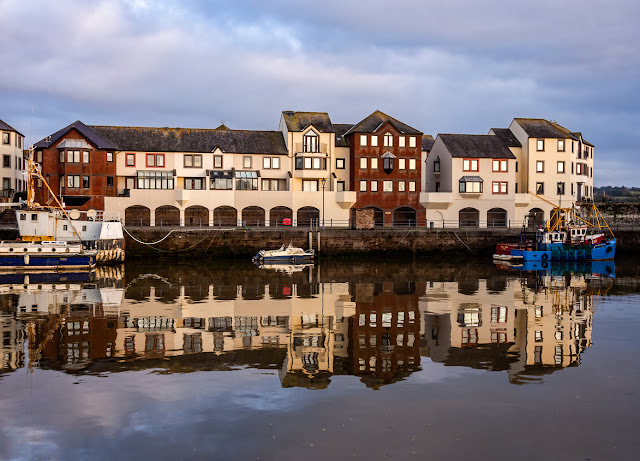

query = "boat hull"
[0,254,96,270]
[515,239,615,262]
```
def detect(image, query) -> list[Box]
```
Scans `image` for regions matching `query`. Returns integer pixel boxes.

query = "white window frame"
[399,137,405,148]
[536,160,544,173]
[359,180,367,192]
[370,180,378,192]
[398,158,406,170]
[383,180,393,192]
[360,135,367,147]
[360,157,367,169]
[371,158,378,170]
[409,158,417,170]
[370,135,378,147]
[409,137,416,148]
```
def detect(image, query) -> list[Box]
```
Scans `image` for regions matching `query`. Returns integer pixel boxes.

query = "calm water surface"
[1,256,639,460]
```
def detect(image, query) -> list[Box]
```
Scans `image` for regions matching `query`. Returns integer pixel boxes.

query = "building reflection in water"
[0,262,613,387]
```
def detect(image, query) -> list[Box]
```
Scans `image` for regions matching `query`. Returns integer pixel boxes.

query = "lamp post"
[321,177,326,230]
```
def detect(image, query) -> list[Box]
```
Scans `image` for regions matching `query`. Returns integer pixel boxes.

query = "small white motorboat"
[252,243,315,263]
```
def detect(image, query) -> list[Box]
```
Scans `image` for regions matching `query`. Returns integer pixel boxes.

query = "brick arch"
[185,205,209,227]
[270,206,292,226]
[155,205,180,226]
[242,206,265,226]
[213,206,237,226]
[297,206,319,227]
[125,205,151,226]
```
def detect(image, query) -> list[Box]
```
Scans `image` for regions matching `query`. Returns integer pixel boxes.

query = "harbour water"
[1,256,639,460]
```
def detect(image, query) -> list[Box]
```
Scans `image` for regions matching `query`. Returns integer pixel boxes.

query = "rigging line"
[123,226,176,245]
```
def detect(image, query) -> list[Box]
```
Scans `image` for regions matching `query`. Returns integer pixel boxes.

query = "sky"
[0,0,638,186]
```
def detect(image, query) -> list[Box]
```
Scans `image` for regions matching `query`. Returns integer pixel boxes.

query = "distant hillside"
[594,186,640,202]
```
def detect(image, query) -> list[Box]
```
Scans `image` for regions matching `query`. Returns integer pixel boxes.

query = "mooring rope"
[123,226,176,245]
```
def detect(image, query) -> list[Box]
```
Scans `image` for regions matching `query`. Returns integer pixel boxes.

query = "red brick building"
[33,121,117,211]
[344,111,426,226]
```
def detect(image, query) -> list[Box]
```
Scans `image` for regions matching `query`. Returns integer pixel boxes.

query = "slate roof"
[422,135,435,152]
[572,132,594,147]
[344,110,422,136]
[333,123,353,147]
[281,111,335,133]
[0,119,24,136]
[514,118,577,140]
[489,128,522,147]
[34,121,117,150]
[89,126,288,155]
[438,134,516,159]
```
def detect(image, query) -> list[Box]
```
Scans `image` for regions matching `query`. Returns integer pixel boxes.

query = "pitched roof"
[422,134,435,152]
[514,118,577,140]
[214,123,231,131]
[438,134,516,159]
[572,132,594,147]
[89,125,288,155]
[34,120,117,150]
[489,128,522,147]
[281,111,334,133]
[0,119,24,136]
[344,110,422,136]
[333,123,353,147]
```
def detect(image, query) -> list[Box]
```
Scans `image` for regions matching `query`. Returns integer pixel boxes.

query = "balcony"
[295,143,328,154]
[335,190,356,209]
[515,193,530,206]
[420,192,453,208]
[293,169,328,179]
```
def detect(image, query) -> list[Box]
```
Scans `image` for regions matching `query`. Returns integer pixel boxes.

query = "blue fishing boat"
[495,200,615,263]
[0,241,97,271]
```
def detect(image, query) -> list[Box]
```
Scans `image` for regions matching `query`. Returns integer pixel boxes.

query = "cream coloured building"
[0,119,26,197]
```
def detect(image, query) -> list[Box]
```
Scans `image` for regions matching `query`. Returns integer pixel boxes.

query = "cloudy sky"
[0,0,638,185]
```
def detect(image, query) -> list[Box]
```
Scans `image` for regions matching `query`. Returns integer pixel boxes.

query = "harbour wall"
[122,227,640,258]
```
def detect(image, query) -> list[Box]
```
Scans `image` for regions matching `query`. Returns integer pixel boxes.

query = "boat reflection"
[0,261,615,386]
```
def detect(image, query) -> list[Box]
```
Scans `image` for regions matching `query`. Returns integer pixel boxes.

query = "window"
[433,158,440,172]
[125,177,135,190]
[243,156,252,168]
[398,181,405,192]
[2,177,10,190]
[126,153,135,166]
[302,180,318,191]
[81,175,89,188]
[536,160,544,173]
[399,136,405,147]
[383,180,393,192]
[459,180,482,193]
[590,167,593,178]
[184,178,205,190]
[261,179,281,191]
[399,158,406,170]
[557,161,565,173]
[359,180,367,192]
[360,135,367,147]
[184,154,202,168]
[304,132,319,153]
[536,182,544,194]
[515,161,518,173]
[360,157,367,169]
[2,155,9,168]
[263,157,271,169]
[371,135,378,147]
[262,157,280,169]
[235,171,258,190]
[66,175,80,188]
[36,150,42,163]
[18,136,22,148]
[371,158,378,169]
[463,159,478,171]
[296,157,326,170]
[336,158,345,169]
[106,176,114,187]
[492,159,507,172]
[83,151,90,163]
[67,150,81,163]
[2,133,8,145]
[137,170,174,189]
[147,153,155,167]
[492,181,508,194]
[515,183,518,193]
[558,139,565,151]
[409,137,416,148]
[371,180,378,192]
[557,182,565,195]
[409,181,416,192]
[384,133,393,147]
[337,181,345,191]
[409,158,417,170]
[383,156,393,172]
[106,152,113,162]
[537,139,544,151]
[210,172,233,190]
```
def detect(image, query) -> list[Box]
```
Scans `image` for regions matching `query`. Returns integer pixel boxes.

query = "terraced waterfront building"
[32,113,593,228]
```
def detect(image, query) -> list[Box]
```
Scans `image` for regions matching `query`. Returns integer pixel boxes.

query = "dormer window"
[382,152,396,174]
[384,133,393,147]
[304,131,319,153]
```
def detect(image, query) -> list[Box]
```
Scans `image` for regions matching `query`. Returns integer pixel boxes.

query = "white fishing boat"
[253,243,315,263]
[5,148,125,263]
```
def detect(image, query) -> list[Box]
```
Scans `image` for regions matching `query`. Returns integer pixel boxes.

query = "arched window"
[304,131,319,153]
[384,133,393,147]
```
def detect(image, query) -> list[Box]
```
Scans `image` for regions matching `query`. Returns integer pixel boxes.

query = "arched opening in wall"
[213,206,238,227]
[242,206,266,226]
[155,205,180,226]
[125,205,150,227]
[297,207,320,227]
[459,208,479,227]
[185,205,209,227]
[487,208,508,228]
[363,207,384,227]
[528,207,544,228]
[432,211,444,228]
[393,207,417,227]
[270,206,293,226]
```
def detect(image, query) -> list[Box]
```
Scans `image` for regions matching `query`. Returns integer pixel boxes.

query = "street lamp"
[321,177,326,230]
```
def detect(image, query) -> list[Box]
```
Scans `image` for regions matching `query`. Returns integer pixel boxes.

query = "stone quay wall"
[121,227,640,258]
